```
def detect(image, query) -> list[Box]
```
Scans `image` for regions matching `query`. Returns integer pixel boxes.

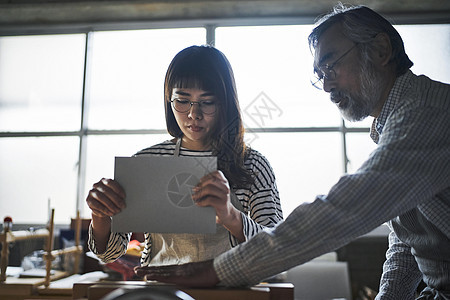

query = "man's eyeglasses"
[170,98,217,115]
[311,43,359,90]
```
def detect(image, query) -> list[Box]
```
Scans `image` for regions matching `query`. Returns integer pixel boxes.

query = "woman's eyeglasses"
[171,98,217,115]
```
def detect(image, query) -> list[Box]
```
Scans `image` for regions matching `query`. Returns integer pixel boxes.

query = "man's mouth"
[330,92,342,104]
[330,92,348,108]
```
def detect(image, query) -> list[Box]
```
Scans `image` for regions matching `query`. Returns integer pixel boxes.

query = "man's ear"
[373,32,392,66]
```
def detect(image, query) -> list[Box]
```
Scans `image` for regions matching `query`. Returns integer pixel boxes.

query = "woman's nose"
[188,102,203,119]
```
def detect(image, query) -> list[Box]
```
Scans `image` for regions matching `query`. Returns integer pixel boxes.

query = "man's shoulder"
[403,72,450,110]
[382,73,450,146]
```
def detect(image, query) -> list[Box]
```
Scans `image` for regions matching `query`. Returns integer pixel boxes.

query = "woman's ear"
[373,32,393,66]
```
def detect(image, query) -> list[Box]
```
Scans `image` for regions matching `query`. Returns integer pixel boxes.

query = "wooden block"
[0,278,40,296]
[86,284,271,300]
[87,284,120,300]
[256,282,294,300]
[72,282,93,299]
[183,287,271,300]
[72,281,294,300]
[37,287,72,296]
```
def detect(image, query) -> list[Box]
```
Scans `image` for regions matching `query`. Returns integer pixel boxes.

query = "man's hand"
[134,260,219,287]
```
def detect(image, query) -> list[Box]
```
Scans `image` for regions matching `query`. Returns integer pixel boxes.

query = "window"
[87,28,206,130]
[0,34,85,132]
[0,34,85,223]
[0,136,79,224]
[1,23,449,223]
[216,25,341,128]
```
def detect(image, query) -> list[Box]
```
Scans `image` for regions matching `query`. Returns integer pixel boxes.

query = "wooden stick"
[73,210,82,274]
[44,209,55,288]
[50,245,83,256]
[1,209,84,287]
[1,224,49,283]
[4,229,49,242]
[0,227,10,282]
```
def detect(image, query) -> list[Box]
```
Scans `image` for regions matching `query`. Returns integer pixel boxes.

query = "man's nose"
[323,77,335,93]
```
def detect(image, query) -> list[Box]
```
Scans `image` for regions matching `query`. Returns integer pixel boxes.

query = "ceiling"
[0,0,449,35]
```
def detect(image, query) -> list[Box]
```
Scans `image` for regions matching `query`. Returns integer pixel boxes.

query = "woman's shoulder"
[244,147,277,182]
[134,140,176,156]
[245,147,272,167]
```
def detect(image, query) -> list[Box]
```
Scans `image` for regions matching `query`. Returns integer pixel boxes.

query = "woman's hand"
[192,171,245,242]
[86,178,126,218]
[86,178,126,253]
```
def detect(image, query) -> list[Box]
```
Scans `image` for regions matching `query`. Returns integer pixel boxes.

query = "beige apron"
[149,138,244,266]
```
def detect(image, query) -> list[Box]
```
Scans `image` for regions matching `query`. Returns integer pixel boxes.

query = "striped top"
[88,140,283,265]
[213,70,450,297]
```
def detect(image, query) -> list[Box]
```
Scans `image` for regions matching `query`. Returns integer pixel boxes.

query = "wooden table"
[72,280,294,300]
[0,271,73,300]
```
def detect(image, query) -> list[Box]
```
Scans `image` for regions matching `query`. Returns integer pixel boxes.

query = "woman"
[86,45,283,267]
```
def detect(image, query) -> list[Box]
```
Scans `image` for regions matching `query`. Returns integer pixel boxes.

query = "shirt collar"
[370,70,413,143]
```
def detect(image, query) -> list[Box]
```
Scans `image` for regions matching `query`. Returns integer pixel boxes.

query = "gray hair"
[308,4,413,76]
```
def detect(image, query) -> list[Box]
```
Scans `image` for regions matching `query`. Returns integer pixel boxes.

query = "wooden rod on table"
[44,208,55,288]
[4,229,49,242]
[73,210,82,274]
[51,245,83,256]
[0,218,49,283]
[0,229,10,282]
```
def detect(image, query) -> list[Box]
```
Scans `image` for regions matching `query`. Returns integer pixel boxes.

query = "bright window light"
[0,24,449,223]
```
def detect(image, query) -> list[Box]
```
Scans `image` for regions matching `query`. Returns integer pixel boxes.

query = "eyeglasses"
[311,43,359,90]
[170,98,217,115]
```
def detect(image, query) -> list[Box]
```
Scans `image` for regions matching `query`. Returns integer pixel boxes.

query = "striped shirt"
[88,140,283,265]
[213,70,450,297]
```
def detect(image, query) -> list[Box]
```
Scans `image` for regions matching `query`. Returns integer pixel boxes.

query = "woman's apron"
[149,138,244,266]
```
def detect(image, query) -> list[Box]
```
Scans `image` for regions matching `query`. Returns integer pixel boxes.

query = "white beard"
[332,59,386,122]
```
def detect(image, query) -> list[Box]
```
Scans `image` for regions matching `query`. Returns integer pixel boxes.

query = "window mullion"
[76,31,94,216]
[206,24,216,46]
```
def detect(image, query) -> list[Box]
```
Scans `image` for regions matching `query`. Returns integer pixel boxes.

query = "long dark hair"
[164,45,253,188]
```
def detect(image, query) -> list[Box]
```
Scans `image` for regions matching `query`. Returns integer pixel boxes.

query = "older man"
[135,5,450,299]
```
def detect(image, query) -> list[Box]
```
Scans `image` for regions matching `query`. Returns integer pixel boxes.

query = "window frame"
[0,16,445,223]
